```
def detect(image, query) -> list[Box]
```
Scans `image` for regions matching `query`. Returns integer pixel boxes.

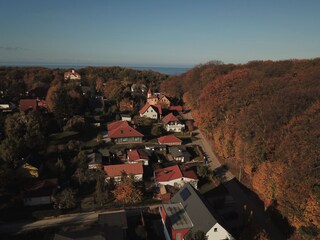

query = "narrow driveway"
[181,110,286,240]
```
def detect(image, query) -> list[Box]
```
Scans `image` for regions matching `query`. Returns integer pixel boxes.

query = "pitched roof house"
[161,184,235,240]
[23,178,58,206]
[107,121,143,144]
[168,146,192,162]
[154,165,198,189]
[158,135,182,146]
[64,69,81,80]
[162,113,185,132]
[139,102,162,119]
[147,88,171,108]
[127,149,149,165]
[104,163,143,182]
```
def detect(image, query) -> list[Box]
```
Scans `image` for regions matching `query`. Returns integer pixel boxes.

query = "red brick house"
[107,121,143,144]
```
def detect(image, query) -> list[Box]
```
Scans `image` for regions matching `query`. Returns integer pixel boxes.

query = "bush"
[63,115,85,132]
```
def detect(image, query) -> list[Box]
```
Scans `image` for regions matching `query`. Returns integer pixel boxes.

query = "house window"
[122,138,128,142]
[214,228,218,232]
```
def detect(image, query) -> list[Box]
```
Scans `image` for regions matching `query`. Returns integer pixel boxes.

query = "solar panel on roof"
[180,187,191,201]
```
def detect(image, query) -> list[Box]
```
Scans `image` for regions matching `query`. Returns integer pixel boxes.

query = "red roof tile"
[104,163,143,178]
[154,165,198,183]
[139,102,162,115]
[128,149,149,161]
[158,135,182,144]
[19,99,38,112]
[162,113,179,124]
[182,169,198,180]
[107,121,144,138]
[154,165,182,182]
[139,102,152,114]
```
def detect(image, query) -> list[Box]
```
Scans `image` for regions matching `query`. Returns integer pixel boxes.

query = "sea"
[0,64,190,75]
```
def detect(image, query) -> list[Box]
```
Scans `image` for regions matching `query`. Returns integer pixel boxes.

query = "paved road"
[0,205,161,234]
[181,111,286,240]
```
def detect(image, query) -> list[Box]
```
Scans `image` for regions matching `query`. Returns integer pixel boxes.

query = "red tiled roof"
[107,121,144,138]
[154,165,182,182]
[128,149,149,161]
[169,106,183,111]
[162,113,179,124]
[19,99,38,112]
[155,165,198,183]
[158,135,182,144]
[104,163,143,178]
[139,102,162,115]
[108,120,129,131]
[182,169,198,180]
[139,102,151,114]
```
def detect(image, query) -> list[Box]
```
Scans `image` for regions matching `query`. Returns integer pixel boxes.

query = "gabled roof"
[104,163,143,178]
[107,121,144,138]
[154,165,198,183]
[158,135,182,144]
[162,113,179,124]
[139,102,162,115]
[19,99,38,112]
[170,184,218,235]
[128,149,149,161]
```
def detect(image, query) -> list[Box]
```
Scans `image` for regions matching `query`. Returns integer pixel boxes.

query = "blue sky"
[0,0,320,67]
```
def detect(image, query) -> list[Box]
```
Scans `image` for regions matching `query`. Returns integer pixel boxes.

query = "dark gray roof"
[87,152,102,164]
[169,147,191,161]
[170,183,218,234]
[163,203,193,230]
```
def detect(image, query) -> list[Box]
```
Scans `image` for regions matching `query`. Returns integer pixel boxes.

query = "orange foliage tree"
[112,177,142,204]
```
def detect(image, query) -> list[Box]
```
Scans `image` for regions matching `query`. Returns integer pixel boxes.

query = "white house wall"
[158,178,198,189]
[165,123,185,132]
[206,222,235,240]
[140,106,158,119]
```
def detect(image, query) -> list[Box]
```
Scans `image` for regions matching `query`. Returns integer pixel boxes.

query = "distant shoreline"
[0,64,191,75]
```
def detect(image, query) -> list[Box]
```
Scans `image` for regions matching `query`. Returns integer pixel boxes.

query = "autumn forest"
[161,59,320,237]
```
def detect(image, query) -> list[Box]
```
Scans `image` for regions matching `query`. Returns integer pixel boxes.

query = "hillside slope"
[161,59,320,237]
